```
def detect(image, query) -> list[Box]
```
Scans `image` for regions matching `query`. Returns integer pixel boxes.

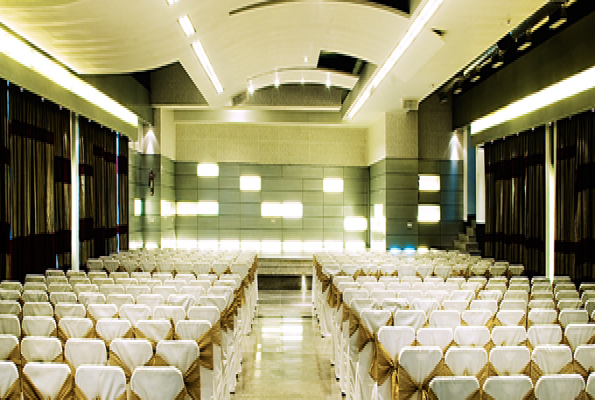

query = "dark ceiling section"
[317,51,366,76]
[230,0,409,16]
[131,71,151,92]
[367,0,409,14]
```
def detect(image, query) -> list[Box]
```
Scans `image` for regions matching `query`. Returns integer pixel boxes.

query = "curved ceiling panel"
[250,69,358,91]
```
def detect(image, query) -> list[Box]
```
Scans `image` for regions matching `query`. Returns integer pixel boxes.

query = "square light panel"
[419,175,440,191]
[240,176,261,191]
[418,205,440,223]
[323,178,343,193]
[197,163,218,177]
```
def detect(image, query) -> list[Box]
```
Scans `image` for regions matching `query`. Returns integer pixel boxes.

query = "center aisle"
[232,289,342,399]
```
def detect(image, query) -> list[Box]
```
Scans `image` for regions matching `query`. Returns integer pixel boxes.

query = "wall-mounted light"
[418,205,441,223]
[198,240,218,250]
[261,240,281,253]
[419,175,440,191]
[283,241,303,253]
[220,240,240,250]
[240,176,260,191]
[197,201,219,215]
[248,80,255,95]
[197,163,218,177]
[323,178,343,193]
[261,202,303,218]
[134,199,143,216]
[344,217,367,231]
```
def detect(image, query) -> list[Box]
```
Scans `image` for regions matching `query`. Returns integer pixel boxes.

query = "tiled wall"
[369,159,387,250]
[175,124,368,166]
[160,156,176,248]
[128,149,143,247]
[174,162,369,251]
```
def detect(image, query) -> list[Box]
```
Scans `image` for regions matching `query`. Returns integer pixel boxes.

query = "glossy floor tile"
[233,290,342,399]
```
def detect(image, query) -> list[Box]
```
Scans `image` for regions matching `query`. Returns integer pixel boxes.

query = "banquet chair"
[22,316,56,337]
[108,338,153,382]
[20,337,62,364]
[482,376,533,400]
[64,338,108,372]
[491,326,527,346]
[0,361,19,398]
[530,345,574,384]
[75,365,127,400]
[534,374,584,400]
[22,362,72,399]
[428,376,481,399]
[130,366,186,400]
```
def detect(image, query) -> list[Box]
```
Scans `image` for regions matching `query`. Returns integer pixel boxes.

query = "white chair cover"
[453,326,490,347]
[528,325,563,347]
[201,296,227,312]
[130,366,186,400]
[393,310,426,331]
[564,324,595,351]
[78,292,106,307]
[96,319,133,346]
[534,374,585,400]
[22,291,49,303]
[0,334,19,361]
[65,338,108,369]
[444,347,488,377]
[167,294,196,312]
[416,328,453,351]
[179,286,204,302]
[174,320,211,341]
[137,294,165,313]
[22,363,71,399]
[429,376,480,399]
[75,365,127,400]
[489,346,530,375]
[119,304,152,327]
[0,361,18,398]
[187,306,220,324]
[499,300,527,311]
[22,316,56,337]
[461,310,494,327]
[87,304,119,321]
[126,286,151,301]
[412,299,440,318]
[108,339,153,376]
[135,320,173,346]
[588,373,595,397]
[425,290,449,305]
[398,346,443,398]
[152,286,178,301]
[483,376,533,400]
[449,290,474,302]
[574,345,595,378]
[491,326,527,346]
[495,310,526,326]
[21,337,62,363]
[58,317,94,340]
[50,292,78,305]
[470,300,499,314]
[0,301,20,317]
[153,306,186,325]
[54,303,86,321]
[531,345,573,375]
[557,299,582,310]
[106,294,135,310]
[441,300,469,314]
[559,310,589,328]
[429,310,461,330]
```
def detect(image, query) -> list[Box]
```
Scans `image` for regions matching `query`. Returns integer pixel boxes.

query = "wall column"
[545,123,556,282]
[70,113,79,270]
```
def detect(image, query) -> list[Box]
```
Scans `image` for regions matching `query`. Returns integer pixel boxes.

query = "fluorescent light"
[248,81,255,95]
[177,202,198,216]
[344,0,444,120]
[419,175,440,191]
[161,238,177,249]
[241,240,261,252]
[417,246,429,254]
[145,242,158,250]
[323,178,343,193]
[371,240,386,251]
[283,241,303,253]
[197,163,218,177]
[261,240,281,254]
[274,75,280,88]
[344,217,367,231]
[418,205,441,223]
[303,241,323,252]
[220,240,240,250]
[166,0,177,4]
[197,201,218,215]
[134,199,142,216]
[192,40,224,94]
[471,63,595,134]
[0,26,138,127]
[324,241,343,251]
[345,241,366,251]
[161,200,175,217]
[261,202,302,218]
[198,240,218,250]
[240,176,261,191]
[177,240,198,249]
[283,202,303,219]
[178,15,196,36]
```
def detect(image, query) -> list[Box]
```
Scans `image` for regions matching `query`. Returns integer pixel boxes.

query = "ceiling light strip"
[471,64,595,135]
[192,40,224,94]
[0,25,138,127]
[178,15,196,36]
[345,0,444,120]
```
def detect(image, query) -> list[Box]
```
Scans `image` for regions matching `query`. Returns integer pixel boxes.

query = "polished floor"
[233,289,342,399]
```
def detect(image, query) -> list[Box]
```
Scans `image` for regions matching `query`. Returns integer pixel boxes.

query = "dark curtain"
[484,127,546,276]
[556,112,595,281]
[0,80,9,280]
[118,135,129,252]
[79,118,117,266]
[9,87,70,282]
[54,113,71,270]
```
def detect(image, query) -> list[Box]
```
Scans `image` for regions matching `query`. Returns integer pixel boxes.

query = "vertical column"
[464,127,476,220]
[545,123,556,282]
[70,113,79,270]
[475,147,485,225]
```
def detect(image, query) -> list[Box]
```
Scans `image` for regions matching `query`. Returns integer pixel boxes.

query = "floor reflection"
[233,290,342,399]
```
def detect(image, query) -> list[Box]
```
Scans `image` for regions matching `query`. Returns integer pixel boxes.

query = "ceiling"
[0,0,546,124]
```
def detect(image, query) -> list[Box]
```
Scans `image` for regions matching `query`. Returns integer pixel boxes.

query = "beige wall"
[367,114,386,165]
[175,123,368,166]
[386,110,418,159]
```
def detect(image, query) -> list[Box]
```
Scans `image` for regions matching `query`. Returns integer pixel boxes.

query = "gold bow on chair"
[195,322,220,371]
[2,378,21,400]
[349,309,360,338]
[23,372,73,400]
[530,361,574,385]
[397,361,443,400]
[370,339,398,398]
[572,361,594,380]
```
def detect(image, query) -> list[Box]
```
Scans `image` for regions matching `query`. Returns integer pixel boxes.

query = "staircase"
[454,223,481,256]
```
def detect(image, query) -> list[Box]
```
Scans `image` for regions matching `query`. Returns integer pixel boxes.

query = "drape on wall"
[54,113,71,270]
[78,118,117,267]
[9,87,71,282]
[118,134,129,251]
[484,127,545,276]
[0,80,9,280]
[556,112,595,281]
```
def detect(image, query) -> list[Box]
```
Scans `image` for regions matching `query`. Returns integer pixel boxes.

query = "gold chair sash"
[353,269,367,280]
[7,343,20,365]
[195,324,218,370]
[184,358,201,400]
[74,384,126,400]
[442,362,489,387]
[397,361,444,400]
[2,378,21,400]
[23,372,73,400]
[573,361,594,380]
[370,339,397,386]
[357,321,374,353]
[130,386,187,400]
[348,309,359,337]
[341,304,351,329]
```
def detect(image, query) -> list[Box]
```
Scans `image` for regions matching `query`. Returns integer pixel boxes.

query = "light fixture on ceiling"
[470,63,595,135]
[549,4,567,30]
[301,76,305,84]
[304,56,308,63]
[0,25,137,127]
[248,80,255,95]
[326,72,331,88]
[178,15,196,37]
[517,31,532,51]
[344,0,444,120]
[274,73,280,88]
[192,40,224,94]
[166,0,177,4]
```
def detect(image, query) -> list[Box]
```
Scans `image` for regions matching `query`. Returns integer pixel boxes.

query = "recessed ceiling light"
[274,74,280,88]
[178,15,195,36]
[166,0,177,5]
[192,40,224,94]
[304,56,308,62]
[248,80,254,95]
